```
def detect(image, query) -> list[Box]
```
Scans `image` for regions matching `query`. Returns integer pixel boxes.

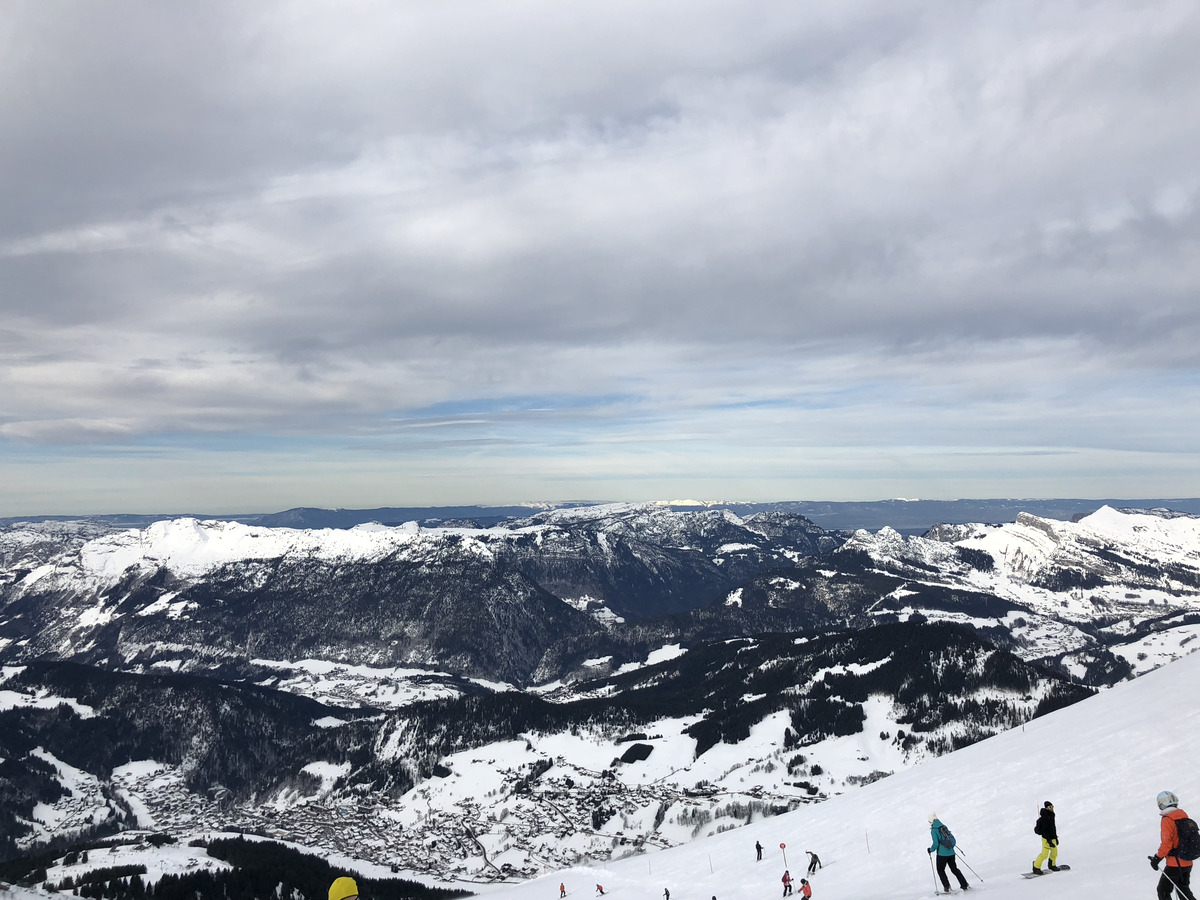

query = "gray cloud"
[1,0,1198,511]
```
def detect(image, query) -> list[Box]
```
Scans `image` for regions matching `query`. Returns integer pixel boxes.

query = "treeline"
[11,837,469,900]
[362,620,1094,770]
[0,661,379,801]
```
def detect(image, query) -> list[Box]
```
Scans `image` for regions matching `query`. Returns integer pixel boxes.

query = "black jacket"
[1035,808,1058,842]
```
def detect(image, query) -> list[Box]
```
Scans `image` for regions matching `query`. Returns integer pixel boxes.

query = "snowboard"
[1022,865,1071,879]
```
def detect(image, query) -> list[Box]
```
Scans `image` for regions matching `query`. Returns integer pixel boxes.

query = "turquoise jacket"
[929,819,955,857]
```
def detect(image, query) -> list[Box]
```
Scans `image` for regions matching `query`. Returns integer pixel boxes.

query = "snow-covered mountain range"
[3,504,1198,688]
[1,502,1198,880]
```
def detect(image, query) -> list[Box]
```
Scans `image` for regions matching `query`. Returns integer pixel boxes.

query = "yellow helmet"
[329,877,359,900]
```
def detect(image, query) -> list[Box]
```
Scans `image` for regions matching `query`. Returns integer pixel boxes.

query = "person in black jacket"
[1032,801,1061,875]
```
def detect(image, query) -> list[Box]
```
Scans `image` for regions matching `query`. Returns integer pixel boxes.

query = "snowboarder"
[329,877,360,900]
[799,878,812,899]
[1150,791,1197,900]
[757,840,763,861]
[560,884,566,898]
[806,851,821,875]
[782,870,793,896]
[1032,801,1061,874]
[928,813,970,893]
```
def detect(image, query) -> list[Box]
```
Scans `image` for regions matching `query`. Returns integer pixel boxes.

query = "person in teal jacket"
[928,813,970,893]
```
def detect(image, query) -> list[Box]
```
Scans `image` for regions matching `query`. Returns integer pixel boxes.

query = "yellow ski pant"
[1034,838,1059,868]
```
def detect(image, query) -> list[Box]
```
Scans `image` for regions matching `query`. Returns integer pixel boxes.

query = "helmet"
[329,878,359,900]
[929,812,938,824]
[1158,791,1179,811]
[1044,801,1053,809]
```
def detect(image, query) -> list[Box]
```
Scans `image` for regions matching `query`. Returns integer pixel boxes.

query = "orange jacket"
[1159,809,1193,867]
[800,884,812,899]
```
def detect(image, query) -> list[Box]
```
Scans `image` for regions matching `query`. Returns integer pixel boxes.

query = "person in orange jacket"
[1149,791,1197,900]
[799,878,812,899]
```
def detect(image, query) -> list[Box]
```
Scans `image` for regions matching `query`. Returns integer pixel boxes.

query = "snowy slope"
[849,506,1200,617]
[845,506,1200,670]
[481,649,1200,900]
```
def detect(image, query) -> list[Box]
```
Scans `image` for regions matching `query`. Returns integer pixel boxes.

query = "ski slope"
[480,650,1200,900]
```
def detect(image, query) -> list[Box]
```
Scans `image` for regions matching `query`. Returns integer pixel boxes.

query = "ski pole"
[950,854,979,883]
[954,848,984,882]
[1161,868,1184,899]
[928,853,939,894]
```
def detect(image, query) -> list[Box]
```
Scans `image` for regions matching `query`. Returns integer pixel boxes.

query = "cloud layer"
[2,0,1198,512]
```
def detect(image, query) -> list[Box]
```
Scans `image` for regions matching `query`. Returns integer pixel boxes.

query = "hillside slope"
[482,648,1200,900]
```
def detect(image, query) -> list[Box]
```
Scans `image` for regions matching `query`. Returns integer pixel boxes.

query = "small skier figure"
[928,813,970,893]
[782,870,793,896]
[560,885,566,898]
[1150,791,1197,900]
[1032,801,1060,875]
[664,890,670,900]
[756,840,763,861]
[806,850,821,875]
[596,887,604,897]
[799,878,812,900]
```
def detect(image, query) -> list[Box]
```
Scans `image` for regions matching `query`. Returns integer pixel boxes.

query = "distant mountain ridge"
[0,505,843,684]
[3,505,1199,688]
[5,497,1200,533]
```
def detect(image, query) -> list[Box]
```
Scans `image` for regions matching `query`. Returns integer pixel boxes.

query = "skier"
[757,840,764,861]
[560,884,566,898]
[329,877,359,900]
[799,878,812,899]
[596,886,605,896]
[782,869,793,896]
[1032,801,1061,874]
[806,850,821,875]
[664,890,670,900]
[928,813,970,893]
[1150,791,1197,900]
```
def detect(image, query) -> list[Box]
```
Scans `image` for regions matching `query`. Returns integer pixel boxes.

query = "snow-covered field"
[479,648,1200,900]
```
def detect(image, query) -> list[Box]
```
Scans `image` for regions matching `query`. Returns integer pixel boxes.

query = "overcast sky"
[1,1,1198,515]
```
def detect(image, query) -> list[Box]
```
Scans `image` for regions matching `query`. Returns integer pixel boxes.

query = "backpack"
[937,824,956,849]
[1174,818,1200,861]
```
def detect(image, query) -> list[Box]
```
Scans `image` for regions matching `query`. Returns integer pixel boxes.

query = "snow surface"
[0,688,96,718]
[479,649,1200,900]
[75,517,510,580]
[249,657,508,710]
[848,506,1200,668]
[17,749,112,848]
